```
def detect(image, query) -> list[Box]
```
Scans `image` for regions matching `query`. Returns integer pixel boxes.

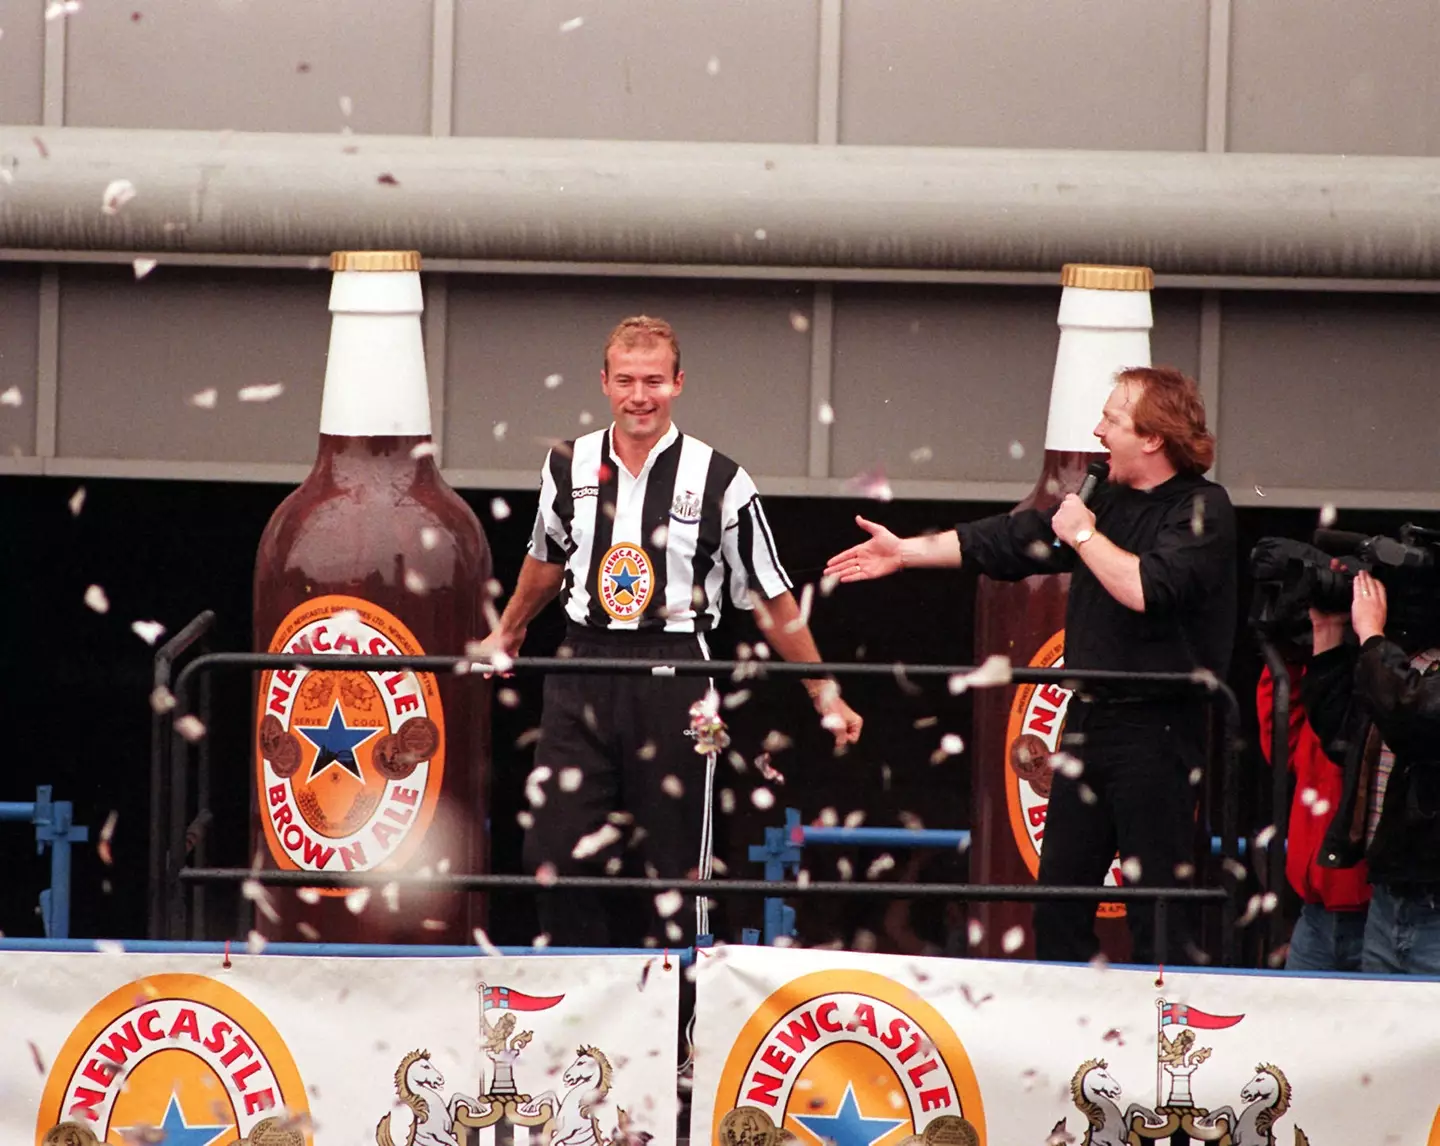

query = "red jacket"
[1257,664,1370,910]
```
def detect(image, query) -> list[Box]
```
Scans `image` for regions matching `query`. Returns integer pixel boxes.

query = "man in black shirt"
[826,365,1235,963]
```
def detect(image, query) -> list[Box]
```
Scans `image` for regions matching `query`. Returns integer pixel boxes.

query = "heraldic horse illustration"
[1191,1063,1309,1146]
[514,1045,619,1146]
[1070,1059,1169,1146]
[376,1048,487,1146]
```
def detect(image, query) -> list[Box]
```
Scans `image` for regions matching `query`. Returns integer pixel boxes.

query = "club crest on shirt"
[670,489,702,525]
[597,543,653,621]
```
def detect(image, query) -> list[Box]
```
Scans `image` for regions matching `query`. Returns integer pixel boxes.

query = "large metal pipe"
[3,127,1440,277]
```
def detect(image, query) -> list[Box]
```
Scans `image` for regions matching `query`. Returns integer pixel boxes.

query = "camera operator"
[1304,570,1440,974]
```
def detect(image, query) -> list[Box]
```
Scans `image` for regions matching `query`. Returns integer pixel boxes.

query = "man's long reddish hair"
[1119,365,1215,474]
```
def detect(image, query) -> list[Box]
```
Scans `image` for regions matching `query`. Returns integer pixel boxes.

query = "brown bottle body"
[971,450,1130,960]
[252,434,491,943]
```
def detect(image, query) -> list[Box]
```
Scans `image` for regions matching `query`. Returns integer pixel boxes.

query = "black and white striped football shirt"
[528,423,793,631]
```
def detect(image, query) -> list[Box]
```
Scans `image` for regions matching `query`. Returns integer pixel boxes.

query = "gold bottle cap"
[1060,263,1154,291]
[330,250,422,273]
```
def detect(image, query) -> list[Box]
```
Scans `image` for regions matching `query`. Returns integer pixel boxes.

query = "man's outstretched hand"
[824,516,904,583]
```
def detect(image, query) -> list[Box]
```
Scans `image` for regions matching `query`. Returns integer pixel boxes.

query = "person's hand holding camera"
[1351,569,1388,644]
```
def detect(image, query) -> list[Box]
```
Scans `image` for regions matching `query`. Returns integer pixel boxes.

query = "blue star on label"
[608,563,641,599]
[295,700,382,781]
[117,1093,231,1146]
[792,1083,907,1146]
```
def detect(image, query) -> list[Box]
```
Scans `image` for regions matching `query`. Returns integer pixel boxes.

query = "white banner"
[692,944,1440,1146]
[0,951,678,1146]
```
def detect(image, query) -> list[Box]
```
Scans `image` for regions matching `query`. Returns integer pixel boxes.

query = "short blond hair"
[603,315,680,375]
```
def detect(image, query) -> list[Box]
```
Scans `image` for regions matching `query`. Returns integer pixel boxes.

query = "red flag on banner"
[1159,1001,1244,1030]
[482,984,566,1012]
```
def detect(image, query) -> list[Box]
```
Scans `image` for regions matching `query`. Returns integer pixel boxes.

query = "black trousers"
[1034,704,1202,964]
[522,624,712,947]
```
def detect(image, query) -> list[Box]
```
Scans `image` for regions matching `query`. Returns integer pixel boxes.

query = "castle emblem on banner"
[375,981,640,1146]
[1057,999,1310,1146]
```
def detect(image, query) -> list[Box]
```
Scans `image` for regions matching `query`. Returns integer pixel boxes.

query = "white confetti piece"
[654,889,684,918]
[1120,856,1142,882]
[844,809,866,829]
[409,441,437,459]
[84,584,110,614]
[939,733,964,756]
[241,879,279,923]
[1255,824,1277,849]
[947,654,1013,694]
[132,258,157,280]
[754,228,768,241]
[719,789,736,815]
[1001,926,1025,954]
[865,854,895,880]
[0,386,22,407]
[1191,493,1206,536]
[579,410,594,426]
[544,372,564,389]
[706,56,720,75]
[246,930,267,955]
[419,527,441,551]
[1174,862,1196,879]
[1078,782,1097,805]
[175,715,206,742]
[559,15,584,32]
[238,382,285,403]
[344,887,371,914]
[1049,752,1084,779]
[1237,894,1262,927]
[498,687,519,708]
[516,810,534,829]
[661,774,684,798]
[45,0,81,20]
[571,823,622,859]
[789,310,810,333]
[525,765,552,808]
[835,857,853,881]
[94,939,126,956]
[967,920,984,947]
[101,178,136,215]
[817,401,834,425]
[1300,786,1317,806]
[559,767,583,792]
[404,568,427,594]
[68,486,86,516]
[188,387,218,409]
[149,686,176,714]
[909,446,933,463]
[844,465,893,502]
[493,421,508,440]
[1261,891,1279,914]
[97,810,118,865]
[339,94,353,117]
[1008,440,1025,460]
[1320,503,1338,527]
[1254,484,1267,498]
[751,787,775,810]
[130,619,165,646]
[296,887,322,905]
[491,497,511,520]
[473,927,503,956]
[1311,797,1331,816]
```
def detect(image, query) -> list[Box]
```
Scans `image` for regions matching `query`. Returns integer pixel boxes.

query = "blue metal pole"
[0,938,698,964]
[0,803,36,822]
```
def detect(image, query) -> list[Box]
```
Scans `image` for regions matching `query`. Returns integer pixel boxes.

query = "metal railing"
[0,786,88,938]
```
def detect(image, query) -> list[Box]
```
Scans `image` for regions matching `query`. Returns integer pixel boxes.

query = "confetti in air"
[751,787,776,810]
[132,258,158,280]
[45,0,81,20]
[130,619,166,646]
[247,931,268,955]
[909,446,933,463]
[149,686,176,714]
[1255,824,1277,849]
[84,584,110,614]
[404,569,427,594]
[654,889,684,918]
[188,388,218,409]
[789,311,810,333]
[967,920,984,947]
[1120,856,1143,882]
[296,887,321,905]
[101,179,137,215]
[174,715,206,742]
[491,497,511,521]
[339,95,353,117]
[1320,503,1337,527]
[579,410,594,426]
[817,401,835,425]
[865,854,895,880]
[843,809,866,829]
[1254,484,1267,498]
[238,383,285,403]
[344,888,371,915]
[661,775,684,798]
[706,56,720,75]
[544,373,564,389]
[98,811,118,865]
[843,465,893,502]
[558,767,583,793]
[420,526,440,550]
[1001,926,1025,954]
[1008,441,1026,460]
[0,386,22,407]
[493,421,508,440]
[947,654,1013,694]
[559,15,584,31]
[571,823,622,859]
[473,927,503,956]
[409,442,437,459]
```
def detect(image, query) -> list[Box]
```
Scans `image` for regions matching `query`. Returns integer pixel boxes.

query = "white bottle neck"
[1043,285,1152,452]
[319,270,433,437]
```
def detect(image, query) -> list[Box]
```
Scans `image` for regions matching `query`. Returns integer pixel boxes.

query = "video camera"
[1250,523,1440,645]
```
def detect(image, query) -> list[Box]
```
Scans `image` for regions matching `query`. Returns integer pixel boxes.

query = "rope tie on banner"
[687,690,729,939]
[222,939,232,969]
[1155,964,1165,988]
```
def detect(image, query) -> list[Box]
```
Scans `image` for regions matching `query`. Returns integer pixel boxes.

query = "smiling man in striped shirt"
[480,315,863,947]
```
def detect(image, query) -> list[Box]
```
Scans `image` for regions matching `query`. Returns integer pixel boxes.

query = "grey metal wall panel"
[1219,293,1440,493]
[1229,0,1440,156]
[443,278,814,476]
[830,287,1203,485]
[453,0,820,142]
[0,1,45,125]
[56,267,327,462]
[64,1,432,134]
[0,266,40,456]
[839,0,1207,150]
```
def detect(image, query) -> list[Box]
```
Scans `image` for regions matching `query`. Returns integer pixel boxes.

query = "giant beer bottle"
[252,251,490,943]
[971,264,1153,959]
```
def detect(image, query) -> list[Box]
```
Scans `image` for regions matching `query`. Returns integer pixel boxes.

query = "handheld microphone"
[1052,459,1110,549]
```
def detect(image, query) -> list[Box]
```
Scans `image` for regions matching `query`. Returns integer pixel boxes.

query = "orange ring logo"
[597,544,653,621]
[1003,630,1125,919]
[255,595,445,887]
[36,973,310,1144]
[713,969,986,1145]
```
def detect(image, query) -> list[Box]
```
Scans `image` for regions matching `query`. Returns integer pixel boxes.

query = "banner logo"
[714,969,986,1145]
[256,595,445,882]
[1003,630,1125,919]
[597,544,653,621]
[36,973,309,1146]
